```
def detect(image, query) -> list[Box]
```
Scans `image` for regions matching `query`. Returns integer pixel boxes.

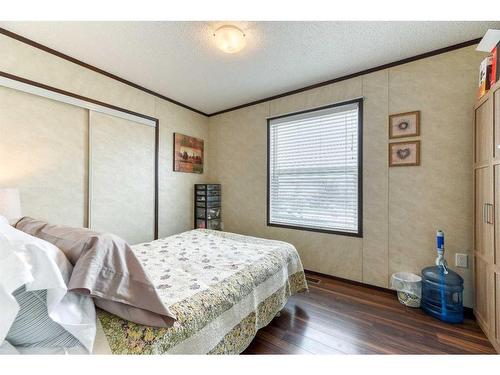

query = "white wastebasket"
[391,272,422,308]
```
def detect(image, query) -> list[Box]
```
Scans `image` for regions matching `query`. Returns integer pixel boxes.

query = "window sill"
[267,222,363,238]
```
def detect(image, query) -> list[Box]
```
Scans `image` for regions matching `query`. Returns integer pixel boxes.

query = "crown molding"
[209,37,482,116]
[0,27,209,116]
[0,27,482,117]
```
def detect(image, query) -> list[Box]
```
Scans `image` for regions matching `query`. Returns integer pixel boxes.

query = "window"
[267,99,362,236]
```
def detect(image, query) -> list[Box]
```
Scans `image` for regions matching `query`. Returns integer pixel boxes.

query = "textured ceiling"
[1,21,499,114]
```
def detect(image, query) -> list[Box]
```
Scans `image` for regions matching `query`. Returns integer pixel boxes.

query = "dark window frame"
[266,98,363,238]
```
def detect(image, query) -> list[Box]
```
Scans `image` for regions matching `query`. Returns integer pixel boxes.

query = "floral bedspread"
[97,229,307,354]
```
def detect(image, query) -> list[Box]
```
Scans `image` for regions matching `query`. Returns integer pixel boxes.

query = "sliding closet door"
[89,111,155,244]
[0,86,88,226]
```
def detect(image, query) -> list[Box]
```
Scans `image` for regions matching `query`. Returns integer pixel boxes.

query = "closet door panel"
[476,167,494,261]
[494,165,500,264]
[90,112,155,244]
[496,89,500,350]
[475,257,494,335]
[495,271,500,349]
[476,99,493,165]
[494,88,500,160]
[0,87,88,226]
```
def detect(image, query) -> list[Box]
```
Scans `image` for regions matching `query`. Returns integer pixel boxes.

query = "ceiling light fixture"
[213,25,246,54]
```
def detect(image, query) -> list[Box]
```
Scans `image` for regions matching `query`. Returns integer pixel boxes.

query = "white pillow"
[0,219,96,353]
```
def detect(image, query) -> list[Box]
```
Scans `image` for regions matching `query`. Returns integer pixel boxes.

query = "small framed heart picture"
[389,111,420,139]
[389,140,420,167]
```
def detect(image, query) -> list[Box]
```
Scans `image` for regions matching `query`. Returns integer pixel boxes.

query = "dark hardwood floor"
[243,272,497,354]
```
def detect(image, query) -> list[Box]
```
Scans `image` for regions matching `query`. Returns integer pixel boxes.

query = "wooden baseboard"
[304,269,396,294]
[304,269,475,320]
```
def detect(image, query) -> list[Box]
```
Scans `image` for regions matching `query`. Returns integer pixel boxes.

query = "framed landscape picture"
[173,133,204,173]
[389,140,420,167]
[389,111,420,139]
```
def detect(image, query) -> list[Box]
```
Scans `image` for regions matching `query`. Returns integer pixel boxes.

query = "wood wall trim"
[209,38,482,116]
[304,269,394,295]
[304,269,475,319]
[0,27,209,117]
[0,70,158,122]
[154,119,160,240]
[0,27,481,117]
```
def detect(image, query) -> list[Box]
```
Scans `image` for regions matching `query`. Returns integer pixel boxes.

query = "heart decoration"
[396,148,411,159]
[397,121,409,130]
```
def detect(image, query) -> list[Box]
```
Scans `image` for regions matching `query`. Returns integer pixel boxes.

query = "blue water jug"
[421,266,464,323]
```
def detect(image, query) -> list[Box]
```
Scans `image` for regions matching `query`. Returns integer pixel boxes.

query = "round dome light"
[214,25,246,54]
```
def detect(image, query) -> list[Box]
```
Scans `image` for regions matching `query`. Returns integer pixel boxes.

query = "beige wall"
[156,99,210,238]
[209,46,485,307]
[0,34,210,238]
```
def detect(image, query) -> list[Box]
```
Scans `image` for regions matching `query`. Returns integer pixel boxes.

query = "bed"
[5,217,307,355]
[96,229,307,354]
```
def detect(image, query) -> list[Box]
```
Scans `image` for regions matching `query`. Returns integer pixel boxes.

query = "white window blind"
[268,101,361,235]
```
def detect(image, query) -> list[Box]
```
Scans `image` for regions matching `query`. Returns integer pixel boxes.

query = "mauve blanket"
[15,217,175,327]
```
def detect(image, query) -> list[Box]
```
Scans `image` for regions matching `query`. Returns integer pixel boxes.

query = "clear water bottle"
[421,230,464,323]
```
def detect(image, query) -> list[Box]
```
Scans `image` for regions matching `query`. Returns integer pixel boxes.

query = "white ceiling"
[1,21,499,115]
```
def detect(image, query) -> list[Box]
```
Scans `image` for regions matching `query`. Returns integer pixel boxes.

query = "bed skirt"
[97,271,307,354]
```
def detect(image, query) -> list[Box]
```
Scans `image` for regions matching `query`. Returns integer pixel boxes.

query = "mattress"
[96,229,307,354]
